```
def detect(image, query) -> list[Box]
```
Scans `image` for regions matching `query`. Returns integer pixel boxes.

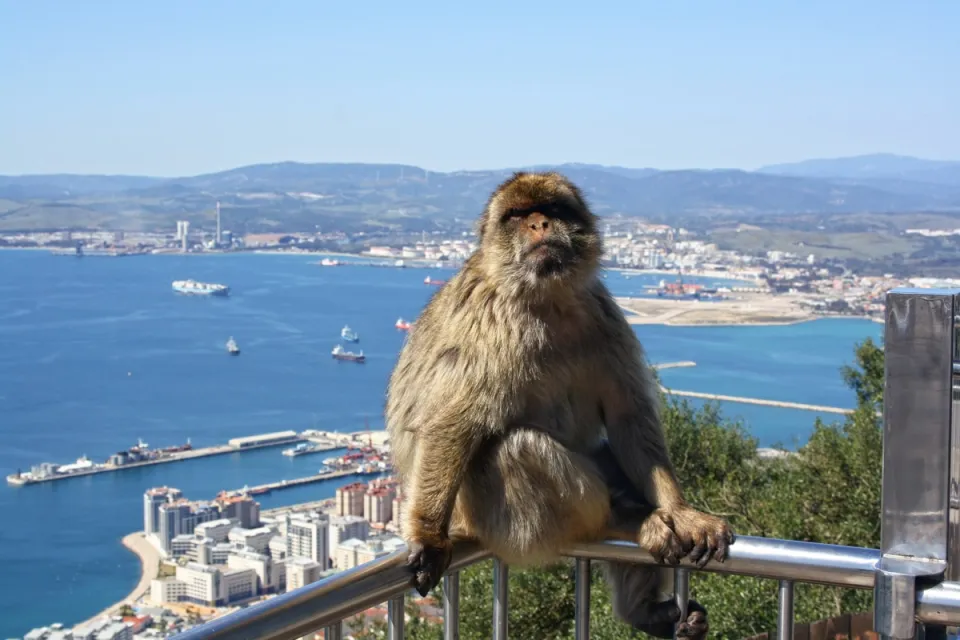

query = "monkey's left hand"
[668,506,736,569]
[405,536,454,596]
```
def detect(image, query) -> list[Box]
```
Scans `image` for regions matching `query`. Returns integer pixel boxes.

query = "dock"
[226,468,375,497]
[7,431,308,487]
[652,360,697,370]
[661,387,853,415]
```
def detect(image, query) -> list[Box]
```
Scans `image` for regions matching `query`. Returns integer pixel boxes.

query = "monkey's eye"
[500,209,527,223]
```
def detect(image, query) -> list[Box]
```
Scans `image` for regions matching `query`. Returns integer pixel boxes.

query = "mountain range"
[1,154,959,234]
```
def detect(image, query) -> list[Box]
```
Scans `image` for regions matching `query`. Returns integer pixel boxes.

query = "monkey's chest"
[511,372,604,449]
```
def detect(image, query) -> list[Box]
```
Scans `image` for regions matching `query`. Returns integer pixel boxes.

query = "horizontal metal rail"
[171,535,960,640]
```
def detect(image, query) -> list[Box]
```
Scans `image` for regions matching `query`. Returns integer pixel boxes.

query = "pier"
[225,468,380,497]
[651,360,697,370]
[6,431,308,487]
[661,387,853,415]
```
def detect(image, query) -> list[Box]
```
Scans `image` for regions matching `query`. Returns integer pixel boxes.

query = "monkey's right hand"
[405,536,454,597]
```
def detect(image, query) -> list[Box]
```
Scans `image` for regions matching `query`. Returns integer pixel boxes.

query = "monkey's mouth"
[523,241,572,275]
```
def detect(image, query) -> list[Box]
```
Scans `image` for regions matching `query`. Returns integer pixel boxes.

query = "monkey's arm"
[405,416,484,543]
[598,357,684,511]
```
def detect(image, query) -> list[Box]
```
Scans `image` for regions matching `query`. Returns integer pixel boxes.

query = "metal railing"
[173,535,960,640]
[172,287,960,640]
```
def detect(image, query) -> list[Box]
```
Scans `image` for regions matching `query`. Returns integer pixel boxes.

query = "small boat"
[332,344,365,363]
[319,258,341,267]
[340,325,360,343]
[424,276,447,286]
[395,317,412,331]
[226,337,240,355]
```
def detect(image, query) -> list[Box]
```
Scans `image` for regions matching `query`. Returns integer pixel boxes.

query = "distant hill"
[758,153,960,186]
[2,157,960,233]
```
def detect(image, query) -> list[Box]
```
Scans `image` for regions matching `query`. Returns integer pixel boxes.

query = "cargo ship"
[340,325,359,343]
[424,276,447,286]
[172,279,230,297]
[332,344,365,363]
[395,317,412,331]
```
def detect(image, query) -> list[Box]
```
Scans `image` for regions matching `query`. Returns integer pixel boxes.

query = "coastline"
[616,294,881,328]
[74,532,159,628]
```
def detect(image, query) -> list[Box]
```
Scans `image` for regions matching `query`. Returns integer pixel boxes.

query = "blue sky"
[0,0,957,176]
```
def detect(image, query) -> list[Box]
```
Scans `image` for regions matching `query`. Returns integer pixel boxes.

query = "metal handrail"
[171,535,960,640]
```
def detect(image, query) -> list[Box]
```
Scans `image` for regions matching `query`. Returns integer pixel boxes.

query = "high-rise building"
[364,486,396,524]
[286,512,330,568]
[336,482,367,517]
[143,486,181,535]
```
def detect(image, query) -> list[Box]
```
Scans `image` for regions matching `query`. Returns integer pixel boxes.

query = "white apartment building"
[229,525,275,553]
[149,561,257,607]
[286,557,322,591]
[195,518,235,542]
[328,515,369,559]
[335,536,406,571]
[227,548,285,594]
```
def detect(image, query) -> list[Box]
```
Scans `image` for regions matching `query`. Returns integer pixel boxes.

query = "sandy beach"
[74,532,159,627]
[616,293,870,327]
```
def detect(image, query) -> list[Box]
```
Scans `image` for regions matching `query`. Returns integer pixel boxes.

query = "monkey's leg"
[456,427,612,565]
[604,563,709,639]
[593,443,710,640]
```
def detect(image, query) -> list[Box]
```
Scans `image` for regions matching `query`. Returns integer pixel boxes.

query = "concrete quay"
[661,387,852,415]
[7,432,307,487]
[226,467,379,497]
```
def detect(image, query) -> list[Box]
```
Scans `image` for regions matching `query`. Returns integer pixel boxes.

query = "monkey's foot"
[636,509,684,565]
[405,537,453,597]
[627,599,708,640]
[670,506,736,568]
[676,601,709,640]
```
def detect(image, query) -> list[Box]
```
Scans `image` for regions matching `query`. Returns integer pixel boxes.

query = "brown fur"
[385,171,734,639]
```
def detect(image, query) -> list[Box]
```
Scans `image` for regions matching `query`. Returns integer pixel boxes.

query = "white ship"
[172,279,230,296]
[340,325,359,343]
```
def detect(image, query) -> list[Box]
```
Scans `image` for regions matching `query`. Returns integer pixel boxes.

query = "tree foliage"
[358,339,885,639]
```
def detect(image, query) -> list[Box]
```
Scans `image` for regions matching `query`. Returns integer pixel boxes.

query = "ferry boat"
[340,325,359,343]
[332,344,365,363]
[226,337,240,355]
[172,279,230,297]
[283,443,317,457]
[395,317,412,331]
[424,276,447,286]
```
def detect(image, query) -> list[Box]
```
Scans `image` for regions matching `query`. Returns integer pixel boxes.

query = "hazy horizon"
[2,1,958,176]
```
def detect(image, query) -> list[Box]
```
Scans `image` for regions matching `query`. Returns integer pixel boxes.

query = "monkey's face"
[481,173,602,288]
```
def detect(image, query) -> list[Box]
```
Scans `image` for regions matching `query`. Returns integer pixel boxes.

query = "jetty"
[226,468,371,497]
[651,360,697,370]
[6,430,310,487]
[661,387,853,415]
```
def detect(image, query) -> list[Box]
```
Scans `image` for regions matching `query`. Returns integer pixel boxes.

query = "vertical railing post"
[777,580,795,640]
[673,568,690,640]
[388,595,404,640]
[575,558,591,640]
[875,288,956,639]
[493,558,509,640]
[323,621,343,640]
[444,571,460,640]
